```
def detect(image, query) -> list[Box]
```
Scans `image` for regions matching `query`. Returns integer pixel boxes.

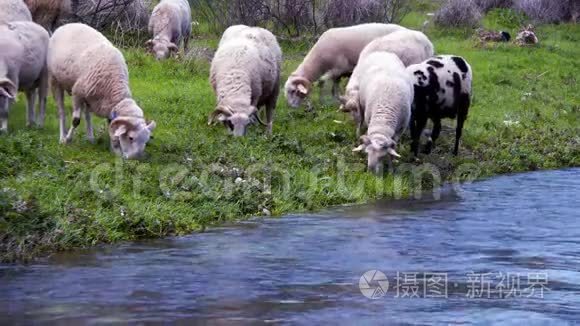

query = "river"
[1,169,579,324]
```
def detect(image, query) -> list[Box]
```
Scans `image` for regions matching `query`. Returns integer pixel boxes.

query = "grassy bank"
[1,19,578,261]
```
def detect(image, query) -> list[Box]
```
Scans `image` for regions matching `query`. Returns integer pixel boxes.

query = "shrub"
[514,0,577,23]
[190,0,410,36]
[486,8,527,29]
[474,0,513,12]
[71,0,150,32]
[322,0,409,28]
[435,0,483,28]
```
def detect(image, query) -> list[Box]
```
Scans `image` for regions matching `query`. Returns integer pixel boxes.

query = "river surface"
[1,169,579,325]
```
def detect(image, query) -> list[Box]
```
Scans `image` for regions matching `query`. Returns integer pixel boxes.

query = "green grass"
[1,21,578,262]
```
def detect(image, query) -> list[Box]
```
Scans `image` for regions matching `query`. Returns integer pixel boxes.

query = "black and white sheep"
[407,55,473,157]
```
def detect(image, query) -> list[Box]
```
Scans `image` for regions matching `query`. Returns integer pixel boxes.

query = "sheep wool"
[0,0,32,23]
[209,25,282,137]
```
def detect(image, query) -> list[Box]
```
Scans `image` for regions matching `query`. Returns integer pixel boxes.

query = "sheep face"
[208,105,260,137]
[109,118,156,160]
[284,77,310,108]
[353,135,401,175]
[146,39,178,60]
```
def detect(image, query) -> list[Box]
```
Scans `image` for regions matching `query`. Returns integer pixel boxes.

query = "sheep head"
[353,135,401,175]
[284,76,311,108]
[208,105,262,137]
[109,116,156,160]
[146,39,179,60]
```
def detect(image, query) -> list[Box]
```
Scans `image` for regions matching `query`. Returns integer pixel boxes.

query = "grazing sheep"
[23,0,71,31]
[476,28,511,42]
[515,25,538,46]
[48,23,156,159]
[351,52,413,175]
[0,21,49,133]
[340,29,434,133]
[407,55,473,157]
[284,23,407,108]
[0,0,32,23]
[208,25,282,137]
[146,0,192,60]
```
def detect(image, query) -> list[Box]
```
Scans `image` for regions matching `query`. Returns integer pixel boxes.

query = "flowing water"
[1,169,579,324]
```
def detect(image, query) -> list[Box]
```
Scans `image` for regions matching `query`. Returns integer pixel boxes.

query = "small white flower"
[503,120,520,126]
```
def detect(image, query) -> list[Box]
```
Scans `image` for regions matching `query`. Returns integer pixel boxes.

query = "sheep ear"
[147,120,156,132]
[110,118,133,138]
[168,43,179,52]
[0,79,17,100]
[145,39,154,48]
[297,84,308,95]
[359,135,371,145]
[352,144,366,152]
[114,124,127,138]
[207,106,232,125]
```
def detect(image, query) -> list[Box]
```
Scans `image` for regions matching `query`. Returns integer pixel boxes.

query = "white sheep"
[351,52,413,175]
[48,23,156,159]
[406,55,473,156]
[146,0,192,60]
[0,0,32,23]
[359,29,434,66]
[23,0,71,31]
[0,21,49,132]
[340,29,433,134]
[208,25,282,137]
[284,23,407,108]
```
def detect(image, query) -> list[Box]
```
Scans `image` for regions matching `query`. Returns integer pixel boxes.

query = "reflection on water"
[1,169,579,324]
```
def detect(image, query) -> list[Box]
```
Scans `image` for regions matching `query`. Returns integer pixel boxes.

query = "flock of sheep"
[0,0,473,174]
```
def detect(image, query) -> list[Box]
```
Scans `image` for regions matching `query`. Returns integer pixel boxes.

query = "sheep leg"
[318,79,327,104]
[454,94,470,156]
[265,99,276,136]
[84,106,95,144]
[0,99,8,133]
[424,118,441,154]
[331,78,341,100]
[54,85,67,143]
[183,33,190,54]
[37,67,49,127]
[411,116,427,156]
[25,90,36,128]
[64,96,83,144]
